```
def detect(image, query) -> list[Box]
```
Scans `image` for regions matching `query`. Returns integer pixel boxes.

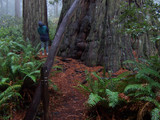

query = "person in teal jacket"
[38,21,49,55]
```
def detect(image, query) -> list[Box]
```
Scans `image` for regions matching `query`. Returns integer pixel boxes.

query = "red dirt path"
[49,56,103,120]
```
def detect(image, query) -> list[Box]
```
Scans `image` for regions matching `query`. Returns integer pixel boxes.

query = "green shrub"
[0,16,43,119]
[123,55,160,119]
[48,19,58,41]
[78,71,131,108]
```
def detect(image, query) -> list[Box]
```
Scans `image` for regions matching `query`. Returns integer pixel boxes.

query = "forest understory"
[1,0,160,120]
[12,54,153,120]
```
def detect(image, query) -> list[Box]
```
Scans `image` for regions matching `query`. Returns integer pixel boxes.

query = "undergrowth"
[78,55,160,119]
[0,15,43,119]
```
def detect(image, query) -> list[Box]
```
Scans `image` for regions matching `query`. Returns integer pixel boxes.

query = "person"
[38,21,49,55]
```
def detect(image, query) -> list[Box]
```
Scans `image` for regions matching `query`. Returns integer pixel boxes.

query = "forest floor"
[13,53,142,120]
[48,56,103,120]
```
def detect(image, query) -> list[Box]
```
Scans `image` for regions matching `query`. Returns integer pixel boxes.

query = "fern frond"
[106,89,119,108]
[137,67,160,79]
[22,70,40,82]
[112,71,131,81]
[124,84,151,94]
[0,92,22,106]
[0,85,21,100]
[142,75,160,89]
[0,78,10,83]
[151,108,160,120]
[139,97,160,108]
[88,93,104,107]
[78,84,91,93]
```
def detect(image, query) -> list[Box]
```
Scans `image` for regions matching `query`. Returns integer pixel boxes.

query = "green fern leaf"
[124,84,147,93]
[0,92,22,106]
[88,93,104,107]
[139,97,160,108]
[138,68,160,79]
[11,65,20,74]
[79,84,91,93]
[151,108,160,120]
[106,89,119,108]
[23,70,40,82]
[1,78,10,83]
[111,71,131,81]
[0,85,21,100]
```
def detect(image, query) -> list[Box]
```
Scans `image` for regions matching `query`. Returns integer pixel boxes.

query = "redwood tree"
[23,0,48,46]
[57,0,158,72]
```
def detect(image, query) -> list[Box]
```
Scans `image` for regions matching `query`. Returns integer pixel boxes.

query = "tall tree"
[6,0,8,14]
[15,0,20,17]
[54,2,59,17]
[57,0,158,72]
[0,0,3,15]
[23,0,48,46]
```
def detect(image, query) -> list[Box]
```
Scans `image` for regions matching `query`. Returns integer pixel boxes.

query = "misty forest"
[0,0,160,120]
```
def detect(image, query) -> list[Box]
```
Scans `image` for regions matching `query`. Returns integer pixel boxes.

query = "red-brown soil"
[49,56,104,120]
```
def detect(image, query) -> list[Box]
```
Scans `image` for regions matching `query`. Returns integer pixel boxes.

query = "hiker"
[38,21,49,55]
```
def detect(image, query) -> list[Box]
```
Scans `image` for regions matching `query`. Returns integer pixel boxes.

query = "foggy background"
[0,0,62,19]
[0,0,159,19]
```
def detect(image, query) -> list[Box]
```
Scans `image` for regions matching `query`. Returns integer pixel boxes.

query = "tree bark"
[0,0,3,15]
[15,0,20,18]
[57,0,157,72]
[23,0,48,46]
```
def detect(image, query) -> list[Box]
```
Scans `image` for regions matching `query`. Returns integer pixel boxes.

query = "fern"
[139,97,160,108]
[0,92,22,106]
[88,93,104,107]
[151,108,160,120]
[123,55,160,119]
[78,71,121,108]
[106,89,119,108]
[22,70,40,82]
[0,85,22,106]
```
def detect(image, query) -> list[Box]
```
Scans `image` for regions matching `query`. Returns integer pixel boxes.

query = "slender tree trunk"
[0,0,3,15]
[55,2,59,17]
[6,0,8,14]
[23,0,48,46]
[15,0,20,18]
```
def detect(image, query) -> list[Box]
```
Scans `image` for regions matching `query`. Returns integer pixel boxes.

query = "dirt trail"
[49,57,103,120]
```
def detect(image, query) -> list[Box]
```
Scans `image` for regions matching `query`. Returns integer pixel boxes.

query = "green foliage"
[106,89,119,108]
[123,55,160,119]
[48,19,58,41]
[0,15,22,28]
[79,54,160,119]
[87,93,104,107]
[49,0,59,5]
[151,108,160,120]
[78,71,130,108]
[0,15,43,119]
[0,85,22,106]
[116,0,160,39]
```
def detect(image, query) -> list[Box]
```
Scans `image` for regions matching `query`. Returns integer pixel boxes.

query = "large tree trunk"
[23,0,48,46]
[57,0,157,72]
